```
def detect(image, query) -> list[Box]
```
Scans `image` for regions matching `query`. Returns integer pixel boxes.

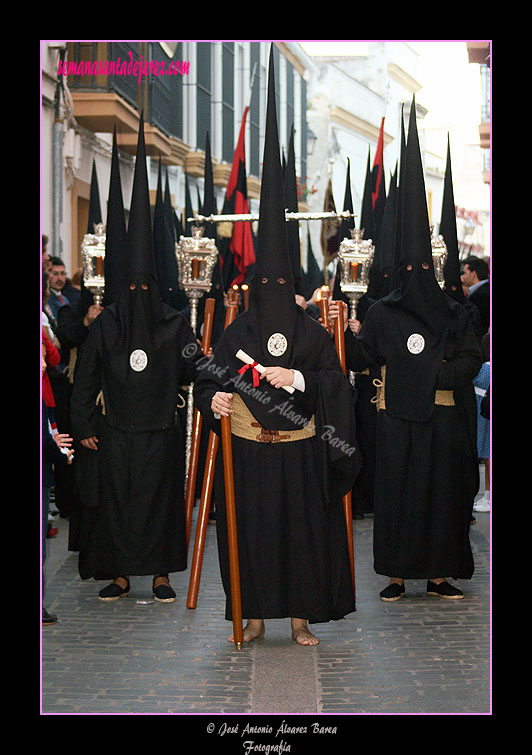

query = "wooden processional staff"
[185,297,216,548]
[321,295,357,603]
[186,303,243,648]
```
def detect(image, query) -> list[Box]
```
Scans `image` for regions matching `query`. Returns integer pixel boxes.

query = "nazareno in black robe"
[193,305,360,623]
[344,295,481,580]
[71,302,201,580]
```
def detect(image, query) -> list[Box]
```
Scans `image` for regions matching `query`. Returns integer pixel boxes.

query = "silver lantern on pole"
[81,222,106,306]
[337,228,375,320]
[176,225,219,483]
[430,226,448,289]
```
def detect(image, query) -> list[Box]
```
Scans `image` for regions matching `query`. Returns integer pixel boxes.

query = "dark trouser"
[42,486,50,600]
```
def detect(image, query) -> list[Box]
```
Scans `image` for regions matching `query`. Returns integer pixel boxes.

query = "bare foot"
[291,618,320,646]
[228,619,265,644]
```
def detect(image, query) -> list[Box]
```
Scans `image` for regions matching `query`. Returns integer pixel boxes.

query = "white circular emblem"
[267,332,288,357]
[130,349,148,372]
[407,333,425,354]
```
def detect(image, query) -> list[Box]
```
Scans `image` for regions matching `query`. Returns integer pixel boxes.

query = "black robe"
[193,307,360,623]
[344,296,481,580]
[70,303,202,580]
[349,294,378,516]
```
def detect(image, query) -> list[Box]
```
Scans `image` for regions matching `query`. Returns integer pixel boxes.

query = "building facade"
[41,41,312,277]
[41,40,489,281]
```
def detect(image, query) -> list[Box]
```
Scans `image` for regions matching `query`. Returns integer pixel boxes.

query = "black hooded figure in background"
[71,115,203,602]
[340,97,482,602]
[194,47,359,646]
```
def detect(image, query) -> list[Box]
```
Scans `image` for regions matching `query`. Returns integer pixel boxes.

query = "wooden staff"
[186,428,219,609]
[317,287,331,332]
[186,306,241,628]
[332,300,357,603]
[185,297,216,548]
[221,385,244,649]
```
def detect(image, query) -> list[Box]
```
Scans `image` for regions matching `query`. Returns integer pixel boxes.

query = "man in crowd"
[461,256,490,338]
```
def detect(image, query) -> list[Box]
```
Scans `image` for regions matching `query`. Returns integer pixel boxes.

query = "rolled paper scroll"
[235,349,295,394]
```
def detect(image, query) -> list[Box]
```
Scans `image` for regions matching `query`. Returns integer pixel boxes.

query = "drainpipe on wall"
[52,47,66,259]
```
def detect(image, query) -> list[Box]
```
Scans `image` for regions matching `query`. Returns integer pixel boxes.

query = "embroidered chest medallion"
[267,332,288,357]
[130,349,148,372]
[407,333,425,355]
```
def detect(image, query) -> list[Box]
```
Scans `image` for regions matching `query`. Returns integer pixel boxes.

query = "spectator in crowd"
[42,340,74,625]
[62,267,83,309]
[48,256,71,320]
[473,331,490,513]
[42,234,52,274]
[461,256,490,337]
[42,272,58,346]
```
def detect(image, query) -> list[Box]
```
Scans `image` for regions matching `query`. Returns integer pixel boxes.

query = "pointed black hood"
[122,115,159,289]
[184,173,194,236]
[390,104,407,291]
[78,160,105,316]
[339,157,355,241]
[304,225,324,298]
[332,159,355,304]
[198,131,225,344]
[381,96,454,423]
[371,165,397,300]
[103,126,127,307]
[248,45,297,367]
[112,113,164,384]
[360,147,375,241]
[387,96,453,332]
[440,136,465,305]
[153,156,181,308]
[87,160,103,233]
[163,165,188,311]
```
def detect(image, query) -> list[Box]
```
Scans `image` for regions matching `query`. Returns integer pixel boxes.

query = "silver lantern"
[81,222,106,306]
[430,227,448,289]
[176,225,219,486]
[176,225,219,333]
[337,228,375,320]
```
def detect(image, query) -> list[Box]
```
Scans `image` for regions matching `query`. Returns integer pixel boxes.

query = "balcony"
[467,42,490,66]
[64,42,188,165]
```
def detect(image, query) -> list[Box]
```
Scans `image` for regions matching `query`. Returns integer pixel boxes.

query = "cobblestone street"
[41,473,491,726]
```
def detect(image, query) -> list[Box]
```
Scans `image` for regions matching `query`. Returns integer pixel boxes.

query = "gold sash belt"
[230,393,316,444]
[371,365,455,411]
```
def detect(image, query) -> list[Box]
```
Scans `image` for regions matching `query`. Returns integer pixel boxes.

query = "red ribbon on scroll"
[238,361,260,387]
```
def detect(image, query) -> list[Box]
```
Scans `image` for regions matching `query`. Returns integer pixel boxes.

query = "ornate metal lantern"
[176,225,219,486]
[337,228,375,319]
[176,225,219,332]
[81,222,106,306]
[430,227,448,289]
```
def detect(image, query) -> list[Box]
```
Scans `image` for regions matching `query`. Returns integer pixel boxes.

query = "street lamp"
[307,128,317,156]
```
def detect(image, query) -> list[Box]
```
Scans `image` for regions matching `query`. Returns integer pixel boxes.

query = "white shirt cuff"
[291,369,306,392]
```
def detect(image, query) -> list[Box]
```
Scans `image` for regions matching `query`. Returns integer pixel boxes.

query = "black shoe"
[153,575,176,603]
[426,580,464,600]
[98,578,130,601]
[42,608,58,625]
[380,582,405,601]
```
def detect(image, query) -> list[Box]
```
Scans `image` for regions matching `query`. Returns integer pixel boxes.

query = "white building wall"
[301,41,457,276]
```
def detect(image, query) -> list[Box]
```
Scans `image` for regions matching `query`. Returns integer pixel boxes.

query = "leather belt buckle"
[251,422,289,444]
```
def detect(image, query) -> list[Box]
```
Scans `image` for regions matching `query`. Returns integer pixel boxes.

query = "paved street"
[41,468,491,726]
